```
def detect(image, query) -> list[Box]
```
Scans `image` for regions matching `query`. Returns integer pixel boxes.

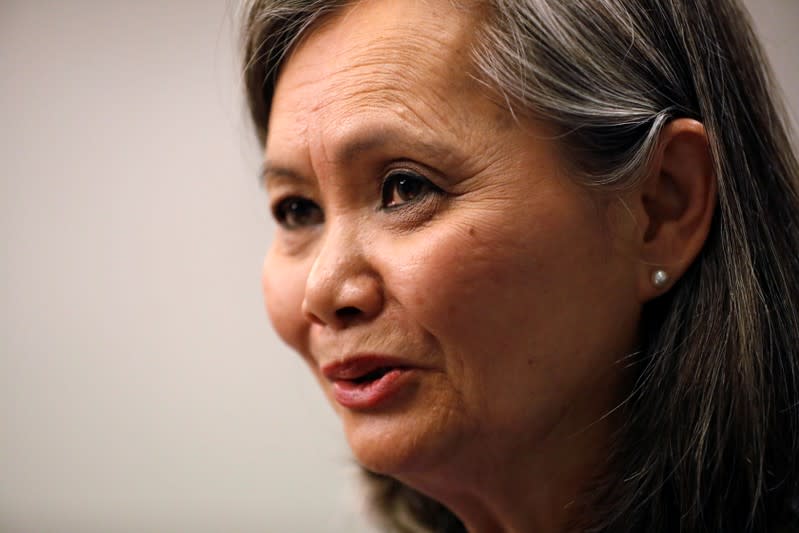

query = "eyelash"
[270,169,443,230]
[380,169,443,210]
[271,196,324,230]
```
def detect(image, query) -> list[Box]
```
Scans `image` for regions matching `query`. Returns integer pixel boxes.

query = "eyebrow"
[259,163,307,188]
[335,130,456,164]
[260,128,463,187]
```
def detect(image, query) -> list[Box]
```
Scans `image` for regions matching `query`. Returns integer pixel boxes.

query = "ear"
[631,118,717,303]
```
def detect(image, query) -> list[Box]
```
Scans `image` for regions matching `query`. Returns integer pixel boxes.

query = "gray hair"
[241,0,799,530]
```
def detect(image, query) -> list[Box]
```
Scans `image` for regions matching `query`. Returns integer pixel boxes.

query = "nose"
[301,225,384,329]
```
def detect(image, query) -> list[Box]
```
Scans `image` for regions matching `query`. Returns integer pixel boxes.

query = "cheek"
[379,199,639,434]
[385,219,536,346]
[384,197,633,359]
[262,248,311,355]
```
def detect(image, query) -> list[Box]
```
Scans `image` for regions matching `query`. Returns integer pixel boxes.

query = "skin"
[260,0,716,530]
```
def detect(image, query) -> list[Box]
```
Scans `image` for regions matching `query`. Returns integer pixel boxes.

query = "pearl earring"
[651,269,669,288]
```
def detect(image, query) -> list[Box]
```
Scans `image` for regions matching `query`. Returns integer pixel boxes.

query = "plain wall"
[1,1,797,532]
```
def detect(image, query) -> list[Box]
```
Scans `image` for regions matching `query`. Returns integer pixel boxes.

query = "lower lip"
[331,368,413,409]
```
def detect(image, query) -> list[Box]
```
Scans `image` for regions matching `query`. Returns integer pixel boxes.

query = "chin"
[345,419,442,476]
[337,394,466,479]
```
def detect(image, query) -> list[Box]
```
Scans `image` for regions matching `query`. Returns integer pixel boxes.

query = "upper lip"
[320,355,414,381]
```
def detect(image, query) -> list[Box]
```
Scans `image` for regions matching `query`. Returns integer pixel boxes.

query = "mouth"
[321,356,416,409]
[351,366,393,384]
[321,356,410,381]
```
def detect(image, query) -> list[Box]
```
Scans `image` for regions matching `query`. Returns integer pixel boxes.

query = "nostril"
[335,306,362,319]
[303,274,383,327]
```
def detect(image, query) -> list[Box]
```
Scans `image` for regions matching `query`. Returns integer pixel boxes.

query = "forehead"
[266,0,482,150]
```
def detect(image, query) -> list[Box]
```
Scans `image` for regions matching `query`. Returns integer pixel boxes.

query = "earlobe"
[635,118,717,302]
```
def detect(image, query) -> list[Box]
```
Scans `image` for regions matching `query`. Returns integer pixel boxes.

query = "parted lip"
[320,355,414,381]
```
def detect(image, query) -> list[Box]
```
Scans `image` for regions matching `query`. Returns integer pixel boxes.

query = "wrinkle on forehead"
[266,0,509,178]
[276,0,479,105]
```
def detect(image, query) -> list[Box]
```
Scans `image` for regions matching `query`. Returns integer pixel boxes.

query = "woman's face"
[262,0,641,481]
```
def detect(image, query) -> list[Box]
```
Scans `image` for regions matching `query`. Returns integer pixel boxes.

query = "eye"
[381,170,441,208]
[272,196,324,229]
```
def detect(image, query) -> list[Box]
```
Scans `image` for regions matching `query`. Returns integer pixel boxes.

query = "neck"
[396,407,618,533]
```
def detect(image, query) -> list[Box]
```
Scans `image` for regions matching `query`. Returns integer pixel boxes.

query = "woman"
[241,0,799,531]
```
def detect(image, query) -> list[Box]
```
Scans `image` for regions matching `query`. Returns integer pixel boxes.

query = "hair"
[240,0,799,531]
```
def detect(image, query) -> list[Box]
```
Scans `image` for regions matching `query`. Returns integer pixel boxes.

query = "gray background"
[1,1,797,532]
